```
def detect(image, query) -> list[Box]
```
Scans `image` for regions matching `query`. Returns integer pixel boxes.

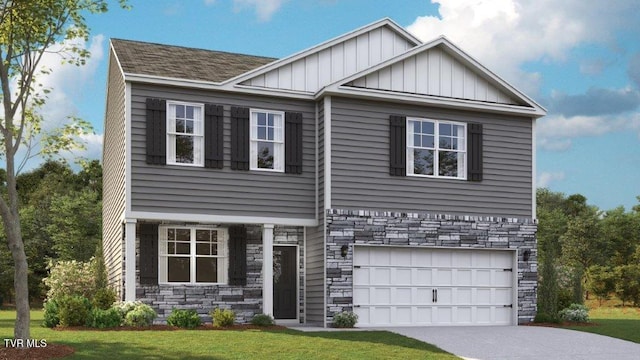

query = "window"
[250,109,284,171]
[407,118,466,179]
[167,101,204,166]
[159,226,228,284]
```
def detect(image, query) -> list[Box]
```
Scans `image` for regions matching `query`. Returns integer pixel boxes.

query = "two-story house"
[103,18,545,327]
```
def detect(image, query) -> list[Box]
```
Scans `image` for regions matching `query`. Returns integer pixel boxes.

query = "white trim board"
[126,211,318,227]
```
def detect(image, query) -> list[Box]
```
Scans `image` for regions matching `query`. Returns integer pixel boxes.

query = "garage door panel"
[415,269,432,285]
[353,268,370,285]
[391,249,412,266]
[373,268,391,284]
[436,269,453,285]
[395,268,412,284]
[353,246,515,327]
[494,271,512,286]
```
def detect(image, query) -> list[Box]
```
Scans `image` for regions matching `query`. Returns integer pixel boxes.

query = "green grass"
[0,310,460,359]
[563,299,640,344]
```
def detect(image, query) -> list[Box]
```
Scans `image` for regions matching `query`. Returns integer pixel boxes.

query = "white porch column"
[124,219,137,301]
[262,224,274,316]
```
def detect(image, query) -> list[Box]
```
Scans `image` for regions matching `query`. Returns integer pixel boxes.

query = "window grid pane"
[162,227,225,284]
[408,119,466,179]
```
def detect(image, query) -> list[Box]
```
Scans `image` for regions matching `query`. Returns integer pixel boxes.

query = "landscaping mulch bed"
[0,343,74,360]
[52,324,288,331]
[525,321,599,327]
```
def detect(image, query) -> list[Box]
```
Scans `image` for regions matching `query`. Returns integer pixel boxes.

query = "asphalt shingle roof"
[111,39,277,83]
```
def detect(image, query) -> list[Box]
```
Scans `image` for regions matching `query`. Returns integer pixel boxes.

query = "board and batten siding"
[241,25,415,93]
[347,46,519,105]
[103,52,127,295]
[129,84,316,219]
[330,97,534,218]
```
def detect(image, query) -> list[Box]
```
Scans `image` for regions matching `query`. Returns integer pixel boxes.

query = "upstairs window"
[250,109,284,171]
[167,101,204,166]
[407,118,466,179]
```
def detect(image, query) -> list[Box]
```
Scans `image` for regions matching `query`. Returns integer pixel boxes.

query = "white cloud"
[536,112,640,151]
[537,171,566,188]
[406,0,639,96]
[11,35,106,172]
[232,0,287,22]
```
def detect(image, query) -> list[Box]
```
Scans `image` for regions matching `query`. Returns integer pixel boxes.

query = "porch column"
[263,224,274,316]
[124,219,137,301]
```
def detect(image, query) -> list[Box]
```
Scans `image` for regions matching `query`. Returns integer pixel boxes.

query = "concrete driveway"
[380,326,640,360]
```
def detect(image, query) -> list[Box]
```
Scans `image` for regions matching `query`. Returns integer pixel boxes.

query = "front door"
[273,246,297,319]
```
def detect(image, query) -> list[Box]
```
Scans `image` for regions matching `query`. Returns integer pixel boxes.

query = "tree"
[0,0,126,341]
[586,265,615,306]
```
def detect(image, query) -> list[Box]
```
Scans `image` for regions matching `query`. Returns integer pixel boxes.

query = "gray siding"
[330,97,533,218]
[102,52,126,296]
[304,224,325,324]
[129,84,316,219]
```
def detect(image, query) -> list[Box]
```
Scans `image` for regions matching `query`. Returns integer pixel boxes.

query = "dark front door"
[273,246,297,319]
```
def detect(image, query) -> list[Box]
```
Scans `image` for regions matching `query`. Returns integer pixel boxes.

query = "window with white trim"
[167,101,204,166]
[250,109,284,171]
[407,118,466,179]
[159,226,228,284]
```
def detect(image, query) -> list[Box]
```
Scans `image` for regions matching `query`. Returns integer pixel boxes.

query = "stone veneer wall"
[325,209,537,325]
[136,224,304,324]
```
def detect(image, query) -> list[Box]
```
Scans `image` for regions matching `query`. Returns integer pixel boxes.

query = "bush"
[43,259,97,301]
[559,303,589,323]
[88,307,122,329]
[43,299,60,328]
[116,301,157,327]
[211,308,235,327]
[533,312,560,324]
[92,287,117,310]
[57,295,92,327]
[167,308,201,329]
[251,313,275,327]
[332,311,358,328]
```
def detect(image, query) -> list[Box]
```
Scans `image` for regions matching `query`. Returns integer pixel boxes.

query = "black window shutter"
[467,123,483,181]
[389,115,406,176]
[138,223,159,286]
[146,98,166,165]
[204,104,224,169]
[228,225,247,286]
[285,112,303,174]
[230,107,250,170]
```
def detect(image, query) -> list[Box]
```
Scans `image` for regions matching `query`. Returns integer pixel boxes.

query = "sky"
[32,0,640,212]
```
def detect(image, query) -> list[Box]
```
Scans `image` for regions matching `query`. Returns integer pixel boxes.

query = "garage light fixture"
[341,245,348,258]
[523,249,531,262]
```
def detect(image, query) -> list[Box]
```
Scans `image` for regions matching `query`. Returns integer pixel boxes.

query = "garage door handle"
[435,289,438,303]
[432,289,435,302]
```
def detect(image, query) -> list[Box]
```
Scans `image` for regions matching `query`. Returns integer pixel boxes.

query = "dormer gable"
[323,36,546,117]
[232,18,421,93]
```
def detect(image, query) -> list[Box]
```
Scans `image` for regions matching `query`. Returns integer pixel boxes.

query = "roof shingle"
[111,39,276,83]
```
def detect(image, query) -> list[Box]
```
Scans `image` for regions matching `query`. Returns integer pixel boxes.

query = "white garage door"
[353,246,515,326]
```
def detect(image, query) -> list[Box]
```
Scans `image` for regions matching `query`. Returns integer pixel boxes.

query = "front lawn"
[563,300,640,344]
[0,310,460,359]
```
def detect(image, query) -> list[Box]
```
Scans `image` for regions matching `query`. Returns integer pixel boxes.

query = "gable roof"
[231,18,421,93]
[322,36,547,117]
[111,39,276,83]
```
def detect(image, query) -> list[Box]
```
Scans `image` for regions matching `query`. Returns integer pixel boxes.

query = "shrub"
[43,259,97,301]
[92,287,117,310]
[167,308,201,329]
[251,313,275,327]
[88,307,122,329]
[533,312,560,324]
[332,311,358,328]
[116,301,157,327]
[559,303,589,323]
[57,295,92,327]
[211,308,235,327]
[43,299,60,328]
